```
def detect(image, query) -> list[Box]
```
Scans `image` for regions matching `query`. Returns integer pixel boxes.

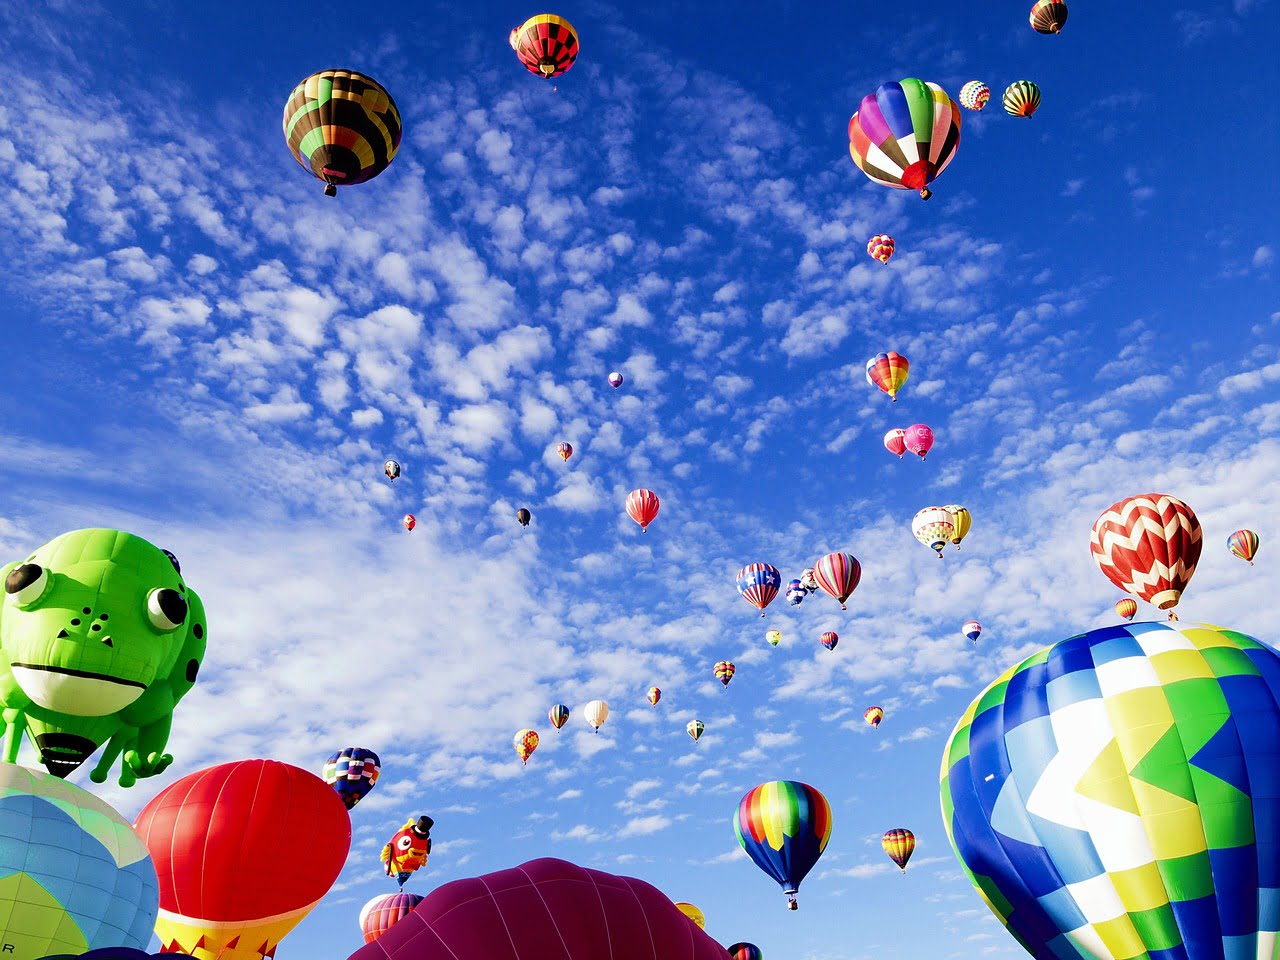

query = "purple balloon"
[347,858,731,960]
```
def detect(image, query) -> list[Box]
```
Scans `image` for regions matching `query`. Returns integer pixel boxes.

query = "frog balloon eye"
[146,587,188,631]
[397,835,414,851]
[5,563,50,607]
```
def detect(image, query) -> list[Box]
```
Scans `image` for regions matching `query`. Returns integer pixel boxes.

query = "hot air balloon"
[848,79,962,200]
[675,903,705,929]
[646,686,661,706]
[884,428,907,458]
[903,424,934,460]
[734,781,832,910]
[134,759,351,960]
[626,489,660,532]
[556,441,573,461]
[800,568,819,592]
[510,14,579,81]
[786,579,807,606]
[959,81,990,111]
[549,703,569,730]
[381,816,434,887]
[867,351,910,401]
[1228,529,1260,566]
[1003,80,1041,118]
[864,706,884,728]
[813,552,862,610]
[514,729,539,766]
[715,661,736,687]
[913,506,955,558]
[941,620,1280,960]
[1115,597,1138,620]
[516,508,532,527]
[584,699,609,733]
[687,719,705,743]
[962,620,981,644]
[322,747,381,809]
[360,892,423,945]
[821,631,839,652]
[0,763,159,957]
[881,828,915,871]
[737,563,781,616]
[345,858,732,960]
[402,514,416,532]
[609,371,624,388]
[1090,493,1202,619]
[727,943,762,960]
[766,629,782,647]
[943,504,971,549]
[283,70,402,197]
[1030,0,1068,34]
[867,234,895,264]
[384,459,401,480]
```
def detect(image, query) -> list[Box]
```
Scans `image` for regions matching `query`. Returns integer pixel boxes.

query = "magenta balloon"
[346,858,732,960]
[903,423,934,458]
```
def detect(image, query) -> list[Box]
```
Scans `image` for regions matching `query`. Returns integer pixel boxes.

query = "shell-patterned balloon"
[1003,80,1042,118]
[1029,0,1068,34]
[514,729,539,766]
[913,507,955,558]
[867,234,895,264]
[1090,493,1202,617]
[959,81,990,111]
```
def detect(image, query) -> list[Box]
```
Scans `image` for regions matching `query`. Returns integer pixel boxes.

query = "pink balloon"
[904,424,934,460]
[347,858,731,960]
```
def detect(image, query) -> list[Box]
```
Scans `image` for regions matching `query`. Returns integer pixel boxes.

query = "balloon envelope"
[848,79,961,199]
[734,781,832,906]
[345,857,732,959]
[0,763,159,959]
[1091,493,1203,613]
[1228,529,1260,565]
[323,746,381,809]
[675,902,705,929]
[283,70,402,196]
[736,563,781,615]
[941,621,1280,960]
[727,944,763,960]
[133,759,351,960]
[361,893,423,944]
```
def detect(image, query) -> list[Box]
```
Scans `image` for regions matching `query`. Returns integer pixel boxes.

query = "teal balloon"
[0,762,159,959]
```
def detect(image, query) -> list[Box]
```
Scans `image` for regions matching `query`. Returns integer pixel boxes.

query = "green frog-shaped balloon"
[0,528,206,786]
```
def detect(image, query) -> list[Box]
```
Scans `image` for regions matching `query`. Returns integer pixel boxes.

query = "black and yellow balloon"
[283,69,402,197]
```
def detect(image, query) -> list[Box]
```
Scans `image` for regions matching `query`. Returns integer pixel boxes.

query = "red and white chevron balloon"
[1089,493,1203,616]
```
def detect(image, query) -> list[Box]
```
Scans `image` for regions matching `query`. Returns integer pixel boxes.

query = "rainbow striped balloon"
[733,781,832,908]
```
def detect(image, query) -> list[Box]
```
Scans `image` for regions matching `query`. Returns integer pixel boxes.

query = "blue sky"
[1,1,1278,958]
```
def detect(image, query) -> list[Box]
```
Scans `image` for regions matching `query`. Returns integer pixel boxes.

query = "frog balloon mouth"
[10,663,147,716]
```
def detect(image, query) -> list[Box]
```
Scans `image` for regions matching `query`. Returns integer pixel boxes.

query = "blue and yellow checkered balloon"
[941,621,1280,960]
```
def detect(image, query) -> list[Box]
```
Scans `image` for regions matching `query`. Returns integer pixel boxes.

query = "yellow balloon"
[675,901,705,929]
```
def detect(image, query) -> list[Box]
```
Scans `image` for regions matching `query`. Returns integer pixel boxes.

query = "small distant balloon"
[904,424,934,460]
[548,704,569,730]
[714,661,736,687]
[913,507,955,558]
[881,828,915,871]
[1003,80,1041,118]
[943,504,971,548]
[959,81,990,111]
[1030,0,1068,34]
[322,747,381,810]
[646,686,661,706]
[820,631,838,652]
[675,902,705,930]
[766,629,782,647]
[864,706,884,728]
[866,352,909,401]
[884,428,907,459]
[516,508,531,527]
[626,488,660,532]
[584,699,609,733]
[384,460,401,481]
[962,621,981,644]
[608,371,624,388]
[556,441,573,462]
[800,568,819,592]
[687,719,705,743]
[1115,597,1138,621]
[737,563,782,616]
[867,234,895,265]
[510,14,579,81]
[402,514,416,532]
[514,729,539,766]
[727,944,763,960]
[1228,529,1260,566]
[813,552,862,610]
[785,579,807,606]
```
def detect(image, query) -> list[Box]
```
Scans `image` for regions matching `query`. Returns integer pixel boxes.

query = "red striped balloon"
[626,489,660,532]
[1090,494,1202,618]
[727,944,763,960]
[1114,598,1138,621]
[361,893,423,944]
[813,552,862,609]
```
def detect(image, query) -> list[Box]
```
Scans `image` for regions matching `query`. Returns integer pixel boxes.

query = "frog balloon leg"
[0,528,207,785]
